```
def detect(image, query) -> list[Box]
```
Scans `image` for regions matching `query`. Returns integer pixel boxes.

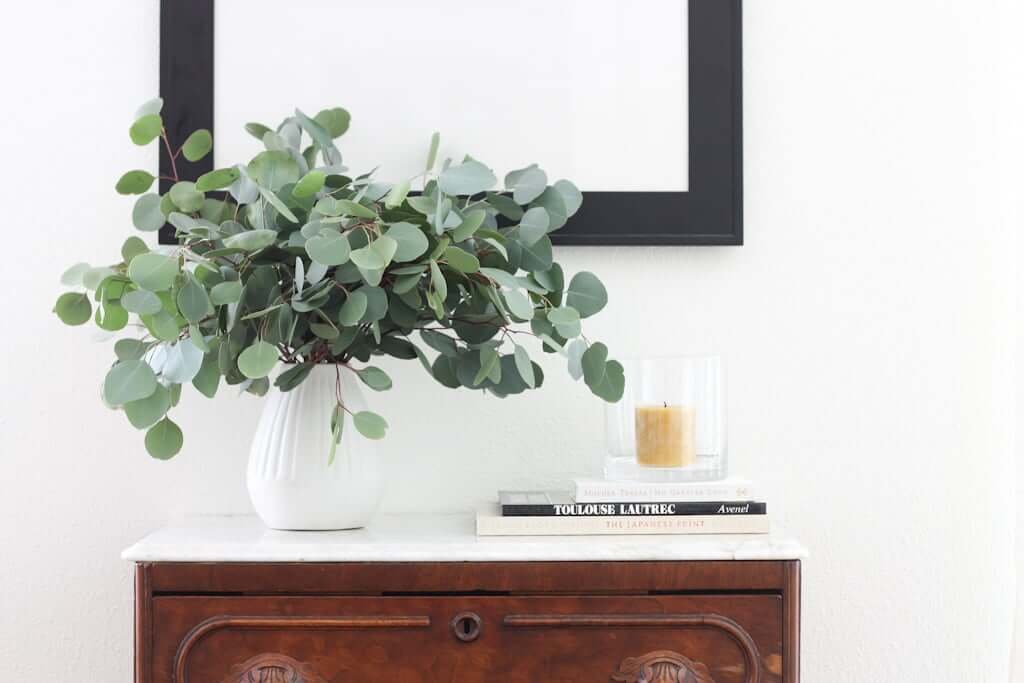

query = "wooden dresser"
[124,515,805,682]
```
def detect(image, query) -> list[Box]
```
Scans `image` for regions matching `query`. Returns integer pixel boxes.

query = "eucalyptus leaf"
[425,131,440,172]
[443,246,480,274]
[116,170,155,195]
[182,129,213,162]
[518,207,550,246]
[223,229,277,252]
[566,271,608,318]
[145,417,183,460]
[292,170,326,198]
[386,222,429,262]
[124,385,171,428]
[162,341,204,384]
[169,181,204,212]
[53,292,92,325]
[132,194,166,231]
[438,160,496,196]
[513,344,536,388]
[60,262,91,287]
[122,289,163,315]
[176,276,211,322]
[129,114,162,145]
[195,167,241,192]
[356,366,393,391]
[353,410,388,440]
[210,280,243,305]
[338,290,368,326]
[305,231,350,266]
[505,164,548,204]
[128,253,179,292]
[237,340,279,379]
[104,360,158,405]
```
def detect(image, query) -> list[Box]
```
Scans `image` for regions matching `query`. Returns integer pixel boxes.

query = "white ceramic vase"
[247,364,383,530]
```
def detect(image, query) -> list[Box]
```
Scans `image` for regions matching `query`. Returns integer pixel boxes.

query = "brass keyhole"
[451,612,482,642]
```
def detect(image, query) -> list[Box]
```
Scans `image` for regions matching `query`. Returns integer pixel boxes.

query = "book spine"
[501,502,766,517]
[477,514,770,537]
[573,482,757,503]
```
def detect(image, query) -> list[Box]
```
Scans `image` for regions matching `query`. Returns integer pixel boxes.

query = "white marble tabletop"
[122,513,807,563]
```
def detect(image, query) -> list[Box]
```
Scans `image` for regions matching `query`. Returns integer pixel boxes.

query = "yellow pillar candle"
[634,404,696,467]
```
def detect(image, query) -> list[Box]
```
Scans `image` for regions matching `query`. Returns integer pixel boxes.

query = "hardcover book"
[477,504,770,537]
[499,491,765,517]
[572,477,757,503]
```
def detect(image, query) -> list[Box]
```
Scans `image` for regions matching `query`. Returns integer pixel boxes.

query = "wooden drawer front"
[154,595,782,683]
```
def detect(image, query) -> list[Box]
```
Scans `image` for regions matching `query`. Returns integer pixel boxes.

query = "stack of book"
[476,478,768,536]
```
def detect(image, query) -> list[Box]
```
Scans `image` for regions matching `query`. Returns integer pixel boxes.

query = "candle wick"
[663,401,667,408]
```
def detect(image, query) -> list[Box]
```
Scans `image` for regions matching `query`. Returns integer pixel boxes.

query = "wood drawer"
[154,594,782,682]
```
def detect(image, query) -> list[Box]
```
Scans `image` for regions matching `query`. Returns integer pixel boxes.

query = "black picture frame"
[159,0,742,246]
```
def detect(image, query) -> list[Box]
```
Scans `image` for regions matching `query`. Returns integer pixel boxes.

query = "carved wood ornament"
[220,653,326,683]
[612,650,716,683]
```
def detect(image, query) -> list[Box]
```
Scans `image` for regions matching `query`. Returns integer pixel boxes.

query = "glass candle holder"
[604,355,726,482]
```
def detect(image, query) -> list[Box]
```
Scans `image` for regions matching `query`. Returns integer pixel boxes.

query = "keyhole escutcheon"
[451,611,482,642]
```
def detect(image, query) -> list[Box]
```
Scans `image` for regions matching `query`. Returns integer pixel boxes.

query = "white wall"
[0,1,1019,680]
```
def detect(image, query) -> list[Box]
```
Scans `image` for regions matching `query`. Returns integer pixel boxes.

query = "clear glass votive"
[604,355,727,482]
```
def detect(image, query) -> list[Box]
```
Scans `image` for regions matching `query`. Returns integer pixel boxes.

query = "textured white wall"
[0,1,1019,680]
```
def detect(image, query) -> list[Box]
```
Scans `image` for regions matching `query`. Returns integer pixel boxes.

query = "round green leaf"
[530,187,569,230]
[168,181,204,212]
[135,97,163,118]
[114,338,149,361]
[132,194,166,231]
[443,246,480,274]
[438,160,497,196]
[314,107,351,138]
[122,289,162,315]
[292,170,326,198]
[590,359,625,402]
[209,280,242,305]
[116,170,155,195]
[142,310,181,341]
[145,417,183,460]
[305,231,351,266]
[53,292,92,325]
[223,229,278,252]
[505,164,548,204]
[566,271,608,318]
[237,340,279,379]
[353,410,388,440]
[338,290,368,326]
[355,366,393,391]
[518,207,550,246]
[124,384,171,429]
[95,301,129,331]
[181,129,212,162]
[553,179,583,217]
[350,235,397,271]
[60,262,91,287]
[547,306,580,326]
[386,222,429,262]
[504,289,535,321]
[104,360,158,405]
[121,236,148,263]
[129,113,162,145]
[128,252,179,292]
[195,167,241,192]
[176,277,211,323]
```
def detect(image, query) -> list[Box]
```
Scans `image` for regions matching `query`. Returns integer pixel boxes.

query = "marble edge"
[121,540,807,563]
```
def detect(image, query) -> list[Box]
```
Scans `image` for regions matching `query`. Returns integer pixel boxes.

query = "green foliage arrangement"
[54,99,624,459]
